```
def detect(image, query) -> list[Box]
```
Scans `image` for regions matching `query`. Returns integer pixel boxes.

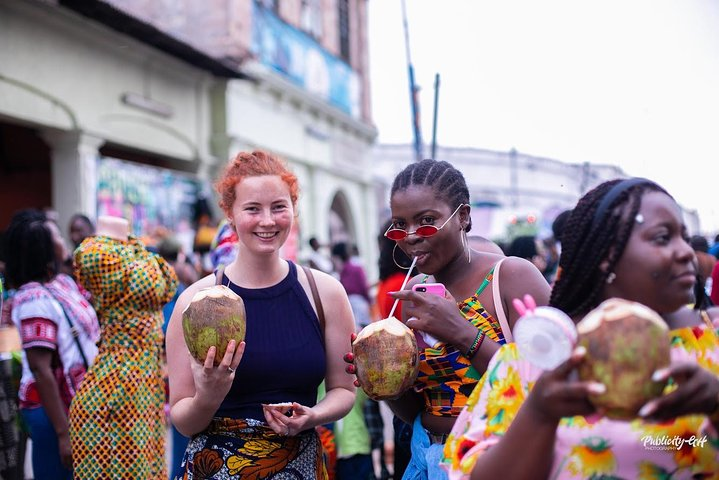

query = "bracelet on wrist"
[465,329,485,360]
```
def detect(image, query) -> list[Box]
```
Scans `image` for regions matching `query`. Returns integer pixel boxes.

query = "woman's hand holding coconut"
[390,288,486,357]
[189,340,246,408]
[638,362,719,422]
[524,346,606,425]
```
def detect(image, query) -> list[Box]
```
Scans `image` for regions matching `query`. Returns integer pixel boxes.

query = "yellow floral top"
[443,320,719,480]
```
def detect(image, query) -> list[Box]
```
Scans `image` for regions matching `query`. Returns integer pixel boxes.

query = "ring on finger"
[227,366,235,374]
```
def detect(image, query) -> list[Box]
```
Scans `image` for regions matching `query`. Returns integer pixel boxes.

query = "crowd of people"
[0,150,718,480]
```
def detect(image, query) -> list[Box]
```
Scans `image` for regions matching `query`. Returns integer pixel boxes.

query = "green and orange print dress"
[443,316,719,479]
[70,235,178,479]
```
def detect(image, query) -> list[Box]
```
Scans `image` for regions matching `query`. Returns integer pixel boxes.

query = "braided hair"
[391,159,472,232]
[550,179,668,317]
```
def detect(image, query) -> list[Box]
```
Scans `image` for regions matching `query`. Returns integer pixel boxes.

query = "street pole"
[431,73,440,160]
[401,0,423,162]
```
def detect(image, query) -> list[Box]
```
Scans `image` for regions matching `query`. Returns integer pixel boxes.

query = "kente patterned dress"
[70,235,178,479]
[415,264,507,418]
[442,314,719,480]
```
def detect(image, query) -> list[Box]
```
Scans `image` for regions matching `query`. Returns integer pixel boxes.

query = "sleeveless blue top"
[216,261,326,421]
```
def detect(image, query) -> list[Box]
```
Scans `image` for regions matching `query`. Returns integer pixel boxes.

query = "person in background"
[466,236,504,256]
[158,236,199,294]
[166,150,356,479]
[308,237,335,275]
[443,177,719,480]
[711,260,719,306]
[156,236,196,479]
[193,197,219,276]
[42,214,74,277]
[70,215,178,479]
[209,219,239,271]
[5,209,100,480]
[550,209,572,252]
[334,385,374,480]
[506,235,548,279]
[541,209,572,285]
[0,275,20,480]
[709,233,719,259]
[332,242,372,330]
[690,235,716,301]
[349,159,550,480]
[376,220,417,479]
[67,214,95,250]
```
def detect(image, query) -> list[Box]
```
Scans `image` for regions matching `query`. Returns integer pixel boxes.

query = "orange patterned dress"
[70,235,178,479]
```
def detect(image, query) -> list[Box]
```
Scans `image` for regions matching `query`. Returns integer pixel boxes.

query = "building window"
[301,0,323,39]
[338,0,350,62]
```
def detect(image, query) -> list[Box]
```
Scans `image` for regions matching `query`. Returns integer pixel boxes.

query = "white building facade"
[0,0,232,243]
[1,0,379,275]
[371,144,698,241]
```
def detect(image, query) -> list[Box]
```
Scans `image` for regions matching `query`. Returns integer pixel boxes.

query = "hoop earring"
[606,272,616,284]
[392,244,411,270]
[461,228,471,263]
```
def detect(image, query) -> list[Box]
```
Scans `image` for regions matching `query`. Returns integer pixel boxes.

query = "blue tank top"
[216,261,326,421]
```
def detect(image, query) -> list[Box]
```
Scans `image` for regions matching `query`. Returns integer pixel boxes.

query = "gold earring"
[392,244,411,270]
[461,228,471,263]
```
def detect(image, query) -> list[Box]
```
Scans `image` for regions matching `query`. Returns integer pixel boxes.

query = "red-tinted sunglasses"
[384,204,465,241]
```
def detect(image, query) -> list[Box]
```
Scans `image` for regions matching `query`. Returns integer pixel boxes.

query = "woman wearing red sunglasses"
[351,159,550,480]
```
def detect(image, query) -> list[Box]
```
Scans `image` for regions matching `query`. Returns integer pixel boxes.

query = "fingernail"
[387,291,396,296]
[573,346,586,357]
[638,404,654,417]
[588,382,606,395]
[652,369,668,382]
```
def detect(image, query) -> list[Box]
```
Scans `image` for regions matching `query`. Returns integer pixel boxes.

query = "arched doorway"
[328,191,354,246]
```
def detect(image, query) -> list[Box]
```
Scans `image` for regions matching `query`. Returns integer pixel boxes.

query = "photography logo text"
[641,435,708,450]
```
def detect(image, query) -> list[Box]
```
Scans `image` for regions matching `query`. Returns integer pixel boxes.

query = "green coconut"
[352,317,420,401]
[182,285,246,365]
[576,298,670,420]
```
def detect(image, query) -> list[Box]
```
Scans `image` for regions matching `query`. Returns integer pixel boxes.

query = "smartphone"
[411,283,445,347]
[412,283,446,297]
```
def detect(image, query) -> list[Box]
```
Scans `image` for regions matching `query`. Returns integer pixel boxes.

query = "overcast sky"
[368,0,719,234]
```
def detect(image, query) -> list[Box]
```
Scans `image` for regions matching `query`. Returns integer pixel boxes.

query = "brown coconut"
[576,298,670,420]
[352,316,420,401]
[182,285,246,365]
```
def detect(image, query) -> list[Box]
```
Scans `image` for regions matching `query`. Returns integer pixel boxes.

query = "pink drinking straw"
[388,256,418,319]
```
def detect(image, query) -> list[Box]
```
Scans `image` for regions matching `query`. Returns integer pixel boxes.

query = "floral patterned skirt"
[177,417,327,480]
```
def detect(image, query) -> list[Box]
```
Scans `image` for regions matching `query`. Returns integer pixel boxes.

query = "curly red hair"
[215,150,299,217]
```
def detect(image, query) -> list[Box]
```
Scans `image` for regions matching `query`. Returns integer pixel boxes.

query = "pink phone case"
[412,283,446,297]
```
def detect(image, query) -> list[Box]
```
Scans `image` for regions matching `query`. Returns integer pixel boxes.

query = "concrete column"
[41,131,104,234]
[360,180,379,280]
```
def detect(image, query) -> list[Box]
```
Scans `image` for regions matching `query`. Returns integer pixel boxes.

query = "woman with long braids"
[5,209,99,479]
[443,178,719,479]
[349,159,550,480]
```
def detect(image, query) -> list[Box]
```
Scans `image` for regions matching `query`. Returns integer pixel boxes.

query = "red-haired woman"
[166,150,356,479]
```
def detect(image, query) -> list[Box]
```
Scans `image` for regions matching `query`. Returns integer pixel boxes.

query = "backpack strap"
[491,258,513,343]
[302,265,326,334]
[215,265,225,286]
